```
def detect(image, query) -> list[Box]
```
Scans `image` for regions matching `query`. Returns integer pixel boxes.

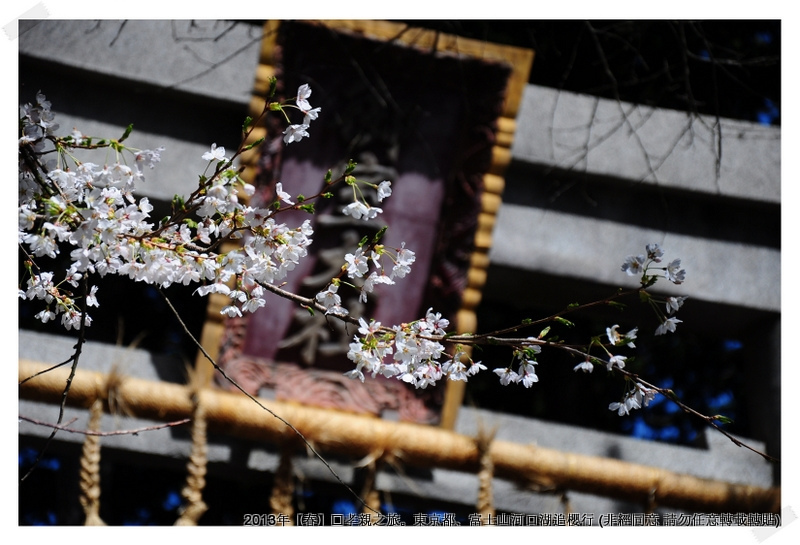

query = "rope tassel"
[79,398,105,526]
[475,424,496,525]
[176,369,209,525]
[269,447,295,525]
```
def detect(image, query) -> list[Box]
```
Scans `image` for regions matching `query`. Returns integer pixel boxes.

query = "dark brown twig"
[19,415,191,436]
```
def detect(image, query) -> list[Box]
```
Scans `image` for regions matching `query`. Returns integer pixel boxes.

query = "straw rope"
[269,447,295,525]
[474,424,496,524]
[20,359,780,514]
[78,397,105,526]
[175,372,209,525]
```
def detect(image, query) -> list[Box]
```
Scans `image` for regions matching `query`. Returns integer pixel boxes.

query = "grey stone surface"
[19,329,186,383]
[512,84,780,203]
[489,203,780,312]
[19,20,262,205]
[20,20,780,204]
[19,20,262,107]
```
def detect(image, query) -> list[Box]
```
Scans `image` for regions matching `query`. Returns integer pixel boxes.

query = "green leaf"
[172,194,185,212]
[521,346,540,359]
[268,76,278,98]
[299,203,315,214]
[372,226,388,243]
[242,136,264,151]
[242,116,253,134]
[521,318,533,325]
[324,169,333,183]
[119,123,134,143]
[712,415,734,424]
[345,159,357,175]
[607,300,626,310]
[664,389,680,402]
[538,326,550,339]
[554,316,575,328]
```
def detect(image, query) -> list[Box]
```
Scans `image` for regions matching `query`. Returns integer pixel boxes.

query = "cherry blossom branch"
[446,288,639,343]
[18,88,770,468]
[256,280,337,317]
[445,327,778,463]
[20,276,90,482]
[611,368,779,463]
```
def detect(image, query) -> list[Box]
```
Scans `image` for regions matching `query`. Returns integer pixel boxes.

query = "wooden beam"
[20,359,779,514]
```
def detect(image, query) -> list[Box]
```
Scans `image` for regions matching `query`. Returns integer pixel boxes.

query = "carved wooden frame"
[195,20,533,429]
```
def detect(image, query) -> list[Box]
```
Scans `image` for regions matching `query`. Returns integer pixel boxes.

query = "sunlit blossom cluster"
[18,89,692,419]
[19,87,328,325]
[621,242,686,285]
[282,83,320,144]
[492,346,541,388]
[608,382,658,416]
[343,310,485,389]
[621,243,688,336]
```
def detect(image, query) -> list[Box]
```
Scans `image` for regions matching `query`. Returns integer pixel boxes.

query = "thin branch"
[158,289,378,516]
[675,22,723,189]
[256,280,361,328]
[20,276,90,481]
[167,25,263,90]
[449,287,639,343]
[19,358,74,386]
[255,274,776,464]
[614,369,779,463]
[19,415,191,436]
[585,22,660,183]
[108,20,128,48]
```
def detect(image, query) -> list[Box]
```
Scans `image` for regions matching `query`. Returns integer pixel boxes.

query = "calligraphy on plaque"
[215,21,512,423]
